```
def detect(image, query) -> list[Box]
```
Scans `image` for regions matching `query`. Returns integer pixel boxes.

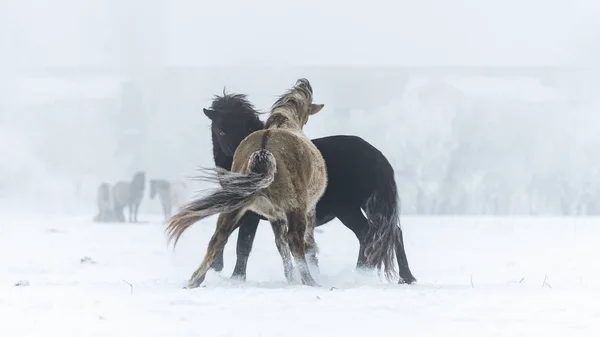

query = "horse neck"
[132,174,144,185]
[211,133,233,170]
[210,115,262,170]
[265,110,303,131]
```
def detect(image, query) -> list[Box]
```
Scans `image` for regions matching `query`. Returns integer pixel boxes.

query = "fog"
[1,0,600,216]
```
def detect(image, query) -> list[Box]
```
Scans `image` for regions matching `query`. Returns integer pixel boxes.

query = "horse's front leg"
[165,200,172,221]
[162,202,168,221]
[231,212,261,281]
[209,212,251,274]
[135,201,141,223]
[128,204,133,223]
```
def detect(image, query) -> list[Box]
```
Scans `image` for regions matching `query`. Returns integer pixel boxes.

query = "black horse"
[203,92,416,284]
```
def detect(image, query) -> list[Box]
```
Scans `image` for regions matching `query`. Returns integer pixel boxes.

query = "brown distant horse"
[166,78,327,288]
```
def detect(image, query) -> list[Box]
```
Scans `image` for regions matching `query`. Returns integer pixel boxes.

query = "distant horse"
[93,182,115,222]
[150,179,188,220]
[112,181,130,222]
[129,171,146,223]
[203,90,416,284]
[166,78,327,288]
[110,171,146,223]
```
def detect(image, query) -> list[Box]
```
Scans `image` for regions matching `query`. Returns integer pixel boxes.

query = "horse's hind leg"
[269,217,295,283]
[187,209,245,288]
[336,208,369,269]
[395,227,417,284]
[250,196,295,283]
[304,208,320,275]
[287,210,317,286]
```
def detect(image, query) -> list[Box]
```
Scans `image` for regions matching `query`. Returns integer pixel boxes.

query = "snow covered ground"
[2,213,600,337]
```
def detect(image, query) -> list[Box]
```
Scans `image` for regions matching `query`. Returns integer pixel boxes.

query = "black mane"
[210,90,266,119]
[207,91,266,170]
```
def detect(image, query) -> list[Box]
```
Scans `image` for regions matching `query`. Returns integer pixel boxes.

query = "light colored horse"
[150,179,188,220]
[166,78,327,288]
[128,171,146,223]
[110,171,146,223]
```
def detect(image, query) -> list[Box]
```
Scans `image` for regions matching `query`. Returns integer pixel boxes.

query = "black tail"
[363,175,416,284]
[165,149,276,248]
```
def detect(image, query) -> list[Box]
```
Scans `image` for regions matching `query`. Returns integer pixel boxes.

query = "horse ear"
[308,104,324,115]
[203,108,217,120]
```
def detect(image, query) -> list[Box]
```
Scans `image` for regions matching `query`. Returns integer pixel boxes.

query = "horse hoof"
[399,276,417,285]
[211,261,224,272]
[187,274,206,289]
[230,273,246,282]
[301,277,319,287]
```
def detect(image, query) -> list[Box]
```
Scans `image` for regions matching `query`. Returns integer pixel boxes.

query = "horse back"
[311,135,393,208]
[232,129,327,209]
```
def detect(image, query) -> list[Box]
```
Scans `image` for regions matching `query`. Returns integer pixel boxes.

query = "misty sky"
[2,0,600,67]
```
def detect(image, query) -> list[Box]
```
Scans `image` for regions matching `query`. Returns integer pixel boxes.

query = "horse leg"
[134,200,140,223]
[135,201,140,222]
[395,227,417,284]
[115,205,125,223]
[186,210,244,288]
[304,208,320,275]
[165,199,172,220]
[287,210,317,286]
[128,203,133,223]
[230,212,261,280]
[211,212,259,277]
[133,202,137,223]
[163,202,169,221]
[209,216,235,273]
[131,203,136,223]
[269,217,295,283]
[336,208,370,270]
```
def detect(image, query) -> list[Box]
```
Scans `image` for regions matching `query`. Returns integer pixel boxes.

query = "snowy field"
[2,213,600,337]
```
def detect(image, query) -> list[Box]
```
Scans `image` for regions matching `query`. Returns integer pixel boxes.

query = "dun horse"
[150,179,188,220]
[166,78,327,288]
[203,90,416,284]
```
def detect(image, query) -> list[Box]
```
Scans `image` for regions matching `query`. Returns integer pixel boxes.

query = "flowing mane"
[209,90,266,121]
[265,78,314,130]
